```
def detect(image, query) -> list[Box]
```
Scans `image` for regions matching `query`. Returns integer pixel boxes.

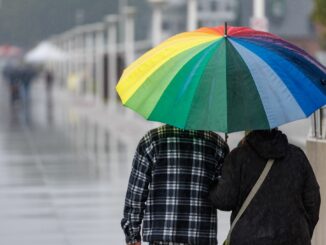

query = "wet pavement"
[0,80,134,245]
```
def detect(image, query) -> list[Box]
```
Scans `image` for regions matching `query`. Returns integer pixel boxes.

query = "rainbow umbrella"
[116,24,326,133]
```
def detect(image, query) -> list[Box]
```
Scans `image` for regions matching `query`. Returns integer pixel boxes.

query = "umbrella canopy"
[116,25,326,133]
[25,41,67,63]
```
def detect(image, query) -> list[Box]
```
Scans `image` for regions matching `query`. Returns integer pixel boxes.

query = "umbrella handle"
[224,133,228,143]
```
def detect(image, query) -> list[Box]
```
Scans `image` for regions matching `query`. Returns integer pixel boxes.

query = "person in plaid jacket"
[121,124,229,245]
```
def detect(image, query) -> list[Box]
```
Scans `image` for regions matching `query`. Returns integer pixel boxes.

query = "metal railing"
[311,108,325,139]
[312,52,326,139]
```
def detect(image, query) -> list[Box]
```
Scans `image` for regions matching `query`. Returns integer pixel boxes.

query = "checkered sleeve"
[121,134,154,244]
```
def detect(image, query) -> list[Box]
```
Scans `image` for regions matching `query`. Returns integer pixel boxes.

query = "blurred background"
[0,0,325,244]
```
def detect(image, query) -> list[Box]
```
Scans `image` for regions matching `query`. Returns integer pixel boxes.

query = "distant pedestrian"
[45,69,54,95]
[19,64,37,104]
[2,63,20,105]
[209,129,320,245]
[121,124,229,245]
[43,69,54,123]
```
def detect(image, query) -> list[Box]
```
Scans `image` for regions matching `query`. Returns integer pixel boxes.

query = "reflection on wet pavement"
[0,80,133,245]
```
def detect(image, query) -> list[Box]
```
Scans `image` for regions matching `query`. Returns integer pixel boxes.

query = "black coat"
[209,130,320,245]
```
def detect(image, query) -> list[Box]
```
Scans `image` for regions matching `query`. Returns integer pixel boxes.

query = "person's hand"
[128,242,141,245]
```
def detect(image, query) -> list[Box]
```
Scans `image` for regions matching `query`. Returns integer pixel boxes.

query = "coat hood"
[245,129,289,159]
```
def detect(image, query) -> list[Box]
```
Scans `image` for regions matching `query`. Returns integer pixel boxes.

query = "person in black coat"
[209,129,320,245]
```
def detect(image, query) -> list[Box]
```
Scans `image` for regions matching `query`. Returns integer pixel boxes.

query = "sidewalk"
[0,80,135,245]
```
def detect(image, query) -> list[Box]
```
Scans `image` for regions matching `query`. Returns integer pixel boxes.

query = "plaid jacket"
[121,125,229,244]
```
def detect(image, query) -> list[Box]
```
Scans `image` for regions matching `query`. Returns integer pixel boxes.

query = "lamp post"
[148,0,166,47]
[187,0,198,31]
[95,24,105,104]
[123,6,136,65]
[250,0,268,31]
[104,15,119,110]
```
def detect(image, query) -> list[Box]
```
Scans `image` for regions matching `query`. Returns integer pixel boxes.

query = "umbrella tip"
[224,22,228,37]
